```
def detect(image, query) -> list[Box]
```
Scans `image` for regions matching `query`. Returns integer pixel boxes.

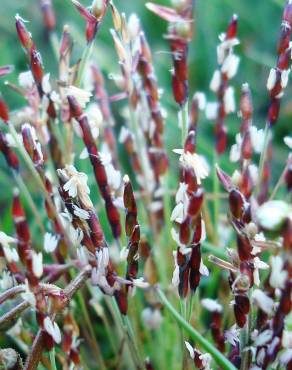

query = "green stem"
[201,241,227,260]
[76,290,106,370]
[213,151,219,241]
[13,171,45,234]
[111,298,144,370]
[49,347,57,370]
[157,288,237,370]
[76,41,94,87]
[269,161,289,200]
[256,123,270,195]
[49,32,59,61]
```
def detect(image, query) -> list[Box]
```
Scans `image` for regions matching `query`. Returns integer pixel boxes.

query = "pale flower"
[65,86,92,108]
[173,149,209,184]
[44,232,59,253]
[170,202,185,224]
[223,86,236,114]
[77,246,89,266]
[73,205,90,220]
[120,246,129,261]
[201,298,222,312]
[210,70,221,92]
[256,200,291,231]
[221,54,240,79]
[44,317,62,344]
[3,246,19,263]
[266,68,277,90]
[96,248,110,272]
[32,251,43,278]
[132,278,150,289]
[253,257,269,286]
[269,255,288,289]
[0,270,14,289]
[175,182,188,203]
[0,231,17,249]
[100,151,121,191]
[42,73,51,94]
[58,165,92,208]
[21,279,36,307]
[128,13,140,40]
[199,259,209,276]
[205,102,218,120]
[282,331,292,349]
[193,92,206,110]
[224,325,240,346]
[284,136,292,149]
[281,69,290,88]
[250,126,265,154]
[141,308,162,330]
[18,70,34,89]
[253,329,273,346]
[185,341,195,359]
[252,289,274,315]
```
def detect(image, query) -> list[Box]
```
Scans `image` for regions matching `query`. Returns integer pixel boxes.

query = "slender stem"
[66,268,106,370]
[256,123,270,195]
[49,347,57,370]
[201,241,227,260]
[180,101,189,146]
[157,288,237,370]
[269,160,290,200]
[111,298,143,370]
[49,32,60,61]
[0,301,30,328]
[13,171,45,234]
[213,151,220,241]
[24,329,45,370]
[76,41,94,87]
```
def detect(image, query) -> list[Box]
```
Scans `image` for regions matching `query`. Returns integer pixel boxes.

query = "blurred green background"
[0,0,291,229]
[0,2,291,367]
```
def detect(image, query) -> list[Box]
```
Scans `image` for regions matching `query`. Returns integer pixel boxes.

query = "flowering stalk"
[157,288,237,370]
[258,0,292,202]
[209,14,239,155]
[67,95,122,239]
[171,131,209,298]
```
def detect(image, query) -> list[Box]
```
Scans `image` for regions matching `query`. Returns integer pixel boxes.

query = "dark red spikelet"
[268,98,280,126]
[184,130,196,153]
[15,15,34,51]
[12,191,31,263]
[285,163,292,191]
[188,188,204,218]
[234,294,250,327]
[172,73,187,106]
[229,189,244,219]
[189,244,201,292]
[0,98,9,122]
[30,49,44,85]
[0,131,19,171]
[236,234,252,262]
[226,14,238,39]
[114,288,128,315]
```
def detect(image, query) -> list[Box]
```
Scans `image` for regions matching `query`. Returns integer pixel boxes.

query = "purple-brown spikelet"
[71,0,109,43]
[0,131,20,171]
[67,95,121,239]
